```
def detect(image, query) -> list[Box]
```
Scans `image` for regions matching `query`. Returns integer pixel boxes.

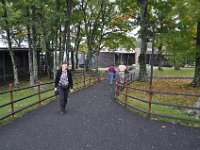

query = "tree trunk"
[192,21,200,86]
[59,26,63,61]
[75,52,79,69]
[8,46,19,87]
[61,20,67,61]
[65,0,72,62]
[174,62,181,70]
[31,5,38,84]
[46,52,53,79]
[40,10,53,79]
[2,0,19,87]
[53,0,60,79]
[95,54,99,73]
[26,7,34,86]
[86,46,93,71]
[74,23,82,69]
[157,43,163,71]
[61,0,71,62]
[54,30,59,79]
[71,49,75,70]
[45,44,53,79]
[138,0,148,81]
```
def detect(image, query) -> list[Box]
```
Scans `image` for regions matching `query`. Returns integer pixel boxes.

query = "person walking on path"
[118,63,126,83]
[55,61,73,115]
[108,64,116,85]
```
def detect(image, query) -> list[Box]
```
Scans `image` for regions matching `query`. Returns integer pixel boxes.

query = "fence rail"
[115,76,200,124]
[0,72,101,122]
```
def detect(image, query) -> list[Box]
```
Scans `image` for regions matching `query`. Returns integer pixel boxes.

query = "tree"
[148,0,176,71]
[80,0,136,70]
[193,21,200,86]
[137,0,149,81]
[80,0,104,70]
[156,0,200,86]
[188,1,200,86]
[1,0,19,87]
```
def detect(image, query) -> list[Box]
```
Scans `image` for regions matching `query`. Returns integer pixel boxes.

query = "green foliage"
[1,0,200,74]
[103,33,135,50]
[147,0,199,69]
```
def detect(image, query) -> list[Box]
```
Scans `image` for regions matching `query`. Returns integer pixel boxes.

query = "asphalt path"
[0,80,199,150]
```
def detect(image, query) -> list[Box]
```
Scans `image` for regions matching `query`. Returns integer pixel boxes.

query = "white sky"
[0,42,6,47]
[127,27,140,37]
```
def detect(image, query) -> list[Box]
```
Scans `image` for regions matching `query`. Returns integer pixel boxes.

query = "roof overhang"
[0,47,41,52]
[100,50,135,54]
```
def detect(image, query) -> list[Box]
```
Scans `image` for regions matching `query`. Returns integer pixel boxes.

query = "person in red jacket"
[55,62,73,115]
[108,64,116,85]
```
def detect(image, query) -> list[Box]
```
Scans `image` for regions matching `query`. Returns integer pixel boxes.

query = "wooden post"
[3,52,6,81]
[83,75,86,87]
[89,75,91,85]
[115,79,120,99]
[148,89,153,116]
[38,80,41,106]
[9,83,14,118]
[98,72,101,81]
[125,81,128,108]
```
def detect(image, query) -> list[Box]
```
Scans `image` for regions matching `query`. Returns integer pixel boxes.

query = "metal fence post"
[9,83,14,118]
[38,80,41,106]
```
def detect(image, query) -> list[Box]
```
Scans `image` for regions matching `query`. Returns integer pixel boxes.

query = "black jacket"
[55,69,73,89]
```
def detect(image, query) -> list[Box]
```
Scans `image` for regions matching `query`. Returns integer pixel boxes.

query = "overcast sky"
[0,42,6,47]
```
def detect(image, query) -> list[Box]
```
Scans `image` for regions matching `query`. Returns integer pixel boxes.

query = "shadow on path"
[0,80,199,150]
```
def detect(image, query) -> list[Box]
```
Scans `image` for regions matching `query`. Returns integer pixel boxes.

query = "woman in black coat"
[55,62,73,115]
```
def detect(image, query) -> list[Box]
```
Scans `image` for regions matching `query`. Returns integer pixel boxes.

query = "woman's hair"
[61,61,68,65]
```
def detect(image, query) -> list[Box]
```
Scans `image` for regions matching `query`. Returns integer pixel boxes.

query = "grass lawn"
[117,67,200,127]
[154,67,194,77]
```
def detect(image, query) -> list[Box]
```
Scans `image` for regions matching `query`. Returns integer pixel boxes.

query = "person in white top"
[118,63,126,83]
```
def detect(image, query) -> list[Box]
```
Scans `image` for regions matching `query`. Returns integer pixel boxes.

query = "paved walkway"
[0,80,199,150]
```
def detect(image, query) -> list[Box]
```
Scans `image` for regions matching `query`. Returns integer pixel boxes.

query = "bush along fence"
[0,72,101,123]
[115,76,200,126]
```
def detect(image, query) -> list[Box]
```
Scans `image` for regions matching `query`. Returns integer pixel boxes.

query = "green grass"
[154,67,194,77]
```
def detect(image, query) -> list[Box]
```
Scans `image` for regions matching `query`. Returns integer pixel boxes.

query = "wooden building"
[0,48,40,81]
[96,47,172,68]
[98,49,135,67]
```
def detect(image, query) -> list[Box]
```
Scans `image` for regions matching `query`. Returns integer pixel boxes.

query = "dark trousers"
[58,86,69,112]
